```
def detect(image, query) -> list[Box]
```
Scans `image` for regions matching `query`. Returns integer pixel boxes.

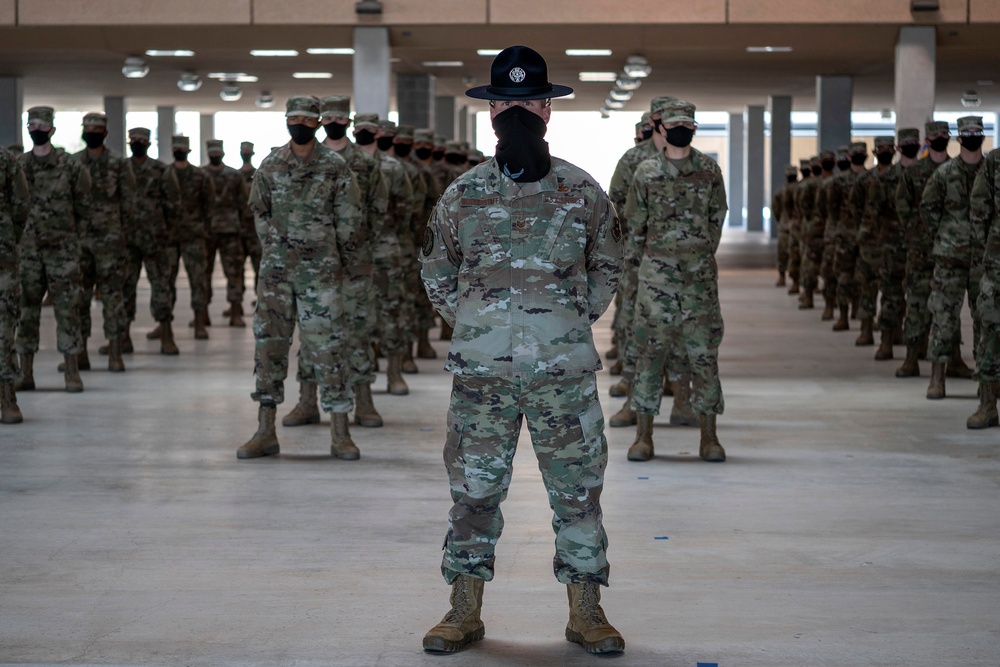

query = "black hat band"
[486,83,554,98]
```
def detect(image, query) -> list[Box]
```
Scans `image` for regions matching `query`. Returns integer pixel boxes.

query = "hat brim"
[285,111,321,119]
[465,83,574,101]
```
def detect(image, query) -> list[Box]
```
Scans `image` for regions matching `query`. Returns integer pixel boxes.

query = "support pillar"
[104,96,126,156]
[768,95,792,238]
[200,112,215,163]
[727,112,744,228]
[744,104,765,233]
[458,105,475,145]
[353,27,390,119]
[435,95,456,139]
[156,106,175,162]
[895,27,936,135]
[397,73,436,129]
[0,76,24,148]
[817,75,853,153]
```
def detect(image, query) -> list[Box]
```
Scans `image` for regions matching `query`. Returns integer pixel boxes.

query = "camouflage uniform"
[849,157,883,326]
[773,165,799,282]
[164,136,214,317]
[972,148,999,383]
[816,149,848,311]
[786,159,811,289]
[412,128,444,337]
[430,134,453,193]
[798,154,832,302]
[238,142,263,285]
[204,141,251,310]
[386,122,423,357]
[421,154,622,585]
[833,143,868,320]
[0,148,29,381]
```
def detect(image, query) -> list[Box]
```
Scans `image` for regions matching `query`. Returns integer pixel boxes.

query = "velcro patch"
[422,226,435,256]
[544,195,584,206]
[611,217,623,242]
[460,197,500,207]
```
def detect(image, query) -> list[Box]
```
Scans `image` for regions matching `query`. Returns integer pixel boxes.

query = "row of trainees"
[0,99,485,427]
[772,116,1000,430]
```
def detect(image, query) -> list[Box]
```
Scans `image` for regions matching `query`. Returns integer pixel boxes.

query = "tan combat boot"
[787,277,799,295]
[947,342,974,379]
[851,296,860,319]
[626,413,654,461]
[609,385,637,428]
[874,329,893,361]
[417,327,437,359]
[608,377,628,398]
[775,271,786,287]
[107,338,126,372]
[565,582,625,654]
[895,344,920,377]
[15,353,34,391]
[605,343,619,360]
[282,381,321,427]
[855,317,874,346]
[63,354,84,393]
[608,358,623,376]
[330,412,360,460]
[832,305,850,331]
[386,354,410,395]
[1,381,23,424]
[229,302,245,328]
[661,370,673,397]
[423,574,485,653]
[78,342,91,371]
[402,344,419,374]
[146,322,163,340]
[100,322,134,355]
[353,383,383,427]
[926,362,946,400]
[237,404,280,459]
[669,377,697,427]
[160,321,179,355]
[966,382,999,429]
[797,288,814,309]
[194,310,209,340]
[699,414,726,462]
[821,295,834,321]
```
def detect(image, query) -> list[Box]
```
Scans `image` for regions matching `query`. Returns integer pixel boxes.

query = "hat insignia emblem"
[509,67,526,83]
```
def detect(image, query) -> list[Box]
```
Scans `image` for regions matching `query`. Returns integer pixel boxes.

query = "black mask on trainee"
[665,125,695,148]
[393,143,412,158]
[641,128,653,141]
[208,155,223,166]
[29,129,51,146]
[786,175,797,183]
[432,149,445,161]
[837,159,851,171]
[130,143,148,158]
[821,160,836,172]
[445,153,465,165]
[82,131,105,149]
[377,136,395,151]
[900,144,920,159]
[876,151,894,166]
[929,137,950,152]
[173,150,189,162]
[492,105,551,182]
[959,135,985,152]
[324,122,347,140]
[850,154,867,167]
[287,123,317,146]
[801,168,811,178]
[415,147,433,160]
[354,129,376,146]
[811,165,822,176]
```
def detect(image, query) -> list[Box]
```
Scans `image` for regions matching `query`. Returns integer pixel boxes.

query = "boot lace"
[443,578,474,624]
[577,584,608,625]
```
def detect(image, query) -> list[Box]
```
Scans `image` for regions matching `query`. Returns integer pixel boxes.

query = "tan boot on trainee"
[699,414,726,462]
[608,377,628,397]
[797,288,814,309]
[423,575,486,653]
[63,354,84,393]
[229,302,245,328]
[821,295,834,321]
[966,382,999,429]
[107,338,126,372]
[874,329,893,361]
[352,383,384,427]
[160,321,179,355]
[194,310,209,340]
[832,304,850,331]
[609,385,637,427]
[775,271,786,287]
[1,381,23,424]
[237,404,280,459]
[401,344,419,374]
[145,322,163,340]
[565,582,625,654]
[282,381,321,427]
[386,354,410,395]
[787,277,800,295]
[669,376,697,426]
[926,362,946,400]
[947,342,974,379]
[627,413,654,461]
[895,344,920,377]
[855,317,874,346]
[330,412,360,460]
[15,353,34,391]
[416,327,437,359]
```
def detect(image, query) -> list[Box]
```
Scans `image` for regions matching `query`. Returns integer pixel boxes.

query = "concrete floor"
[2,234,998,667]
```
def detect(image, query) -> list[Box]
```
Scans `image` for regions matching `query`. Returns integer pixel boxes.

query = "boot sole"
[926,392,945,400]
[565,629,625,654]
[608,386,627,397]
[967,416,999,430]
[417,353,437,360]
[608,416,637,428]
[282,414,321,427]
[237,444,280,459]
[332,448,361,460]
[65,386,84,393]
[388,387,410,396]
[161,348,180,356]
[895,368,919,378]
[1,415,24,424]
[354,416,384,428]
[423,626,485,653]
[15,383,35,391]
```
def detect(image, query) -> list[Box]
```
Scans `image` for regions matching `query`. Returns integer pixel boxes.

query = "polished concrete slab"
[1,239,998,667]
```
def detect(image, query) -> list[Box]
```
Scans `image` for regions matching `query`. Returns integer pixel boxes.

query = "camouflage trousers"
[617,263,640,381]
[856,243,883,321]
[820,239,839,304]
[78,236,128,342]
[787,224,801,282]
[902,256,934,345]
[166,239,209,312]
[252,263,352,414]
[17,239,83,355]
[400,252,419,347]
[928,258,983,365]
[414,256,437,331]
[240,219,262,288]
[0,262,18,381]
[776,224,790,274]
[632,258,725,416]
[876,244,907,332]
[124,243,173,324]
[206,232,247,305]
[800,239,823,291]
[835,239,859,308]
[373,254,405,354]
[976,265,1000,383]
[440,372,610,586]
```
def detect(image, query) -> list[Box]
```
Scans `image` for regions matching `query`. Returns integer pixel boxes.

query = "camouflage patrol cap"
[925,120,949,136]
[82,112,107,128]
[784,164,799,177]
[395,125,414,140]
[635,120,645,133]
[27,106,55,125]
[640,111,652,124]
[471,149,486,161]
[206,139,224,155]
[284,95,321,119]
[650,96,678,115]
[957,116,984,133]
[353,113,380,129]
[172,135,190,150]
[414,128,434,143]
[433,134,447,147]
[320,95,351,118]
[378,120,397,133]
[820,149,835,160]
[240,141,254,154]
[445,140,463,153]
[874,136,895,150]
[799,158,811,167]
[848,141,868,155]
[128,127,151,142]
[8,143,23,153]
[810,155,821,165]
[662,99,696,124]
[837,145,849,156]
[897,127,920,145]
[460,141,472,152]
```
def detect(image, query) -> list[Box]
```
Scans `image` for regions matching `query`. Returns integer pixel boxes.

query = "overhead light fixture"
[615,76,642,91]
[477,49,502,57]
[609,88,633,101]
[422,61,464,67]
[177,72,202,92]
[306,48,355,55]
[911,0,940,10]
[208,73,259,83]
[355,0,383,14]
[220,82,242,102]
[880,108,893,119]
[623,55,651,78]
[292,72,333,79]
[250,49,299,57]
[604,98,626,110]
[256,92,275,109]
[961,90,981,108]
[746,46,793,53]
[566,49,612,57]
[146,49,195,57]
[578,72,618,82]
[121,56,149,79]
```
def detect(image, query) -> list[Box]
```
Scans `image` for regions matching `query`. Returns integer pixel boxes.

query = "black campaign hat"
[465,45,573,101]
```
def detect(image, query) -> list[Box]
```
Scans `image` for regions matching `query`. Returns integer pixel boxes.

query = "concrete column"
[817,75,853,153]
[435,95,456,139]
[744,104,766,233]
[768,95,792,238]
[353,27,390,118]
[458,105,476,145]
[104,96,126,155]
[397,73,436,129]
[727,112,745,228]
[156,105,175,162]
[895,27,936,135]
[0,76,24,148]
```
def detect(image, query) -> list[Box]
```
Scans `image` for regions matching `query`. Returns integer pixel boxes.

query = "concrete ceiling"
[0,22,997,115]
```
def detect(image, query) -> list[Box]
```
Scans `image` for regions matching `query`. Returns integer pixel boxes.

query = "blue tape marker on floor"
[696,663,718,667]
[420,428,433,432]
[654,536,669,540]
[637,476,649,480]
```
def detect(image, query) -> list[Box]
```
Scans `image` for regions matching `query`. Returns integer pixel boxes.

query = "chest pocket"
[461,206,507,278]
[540,195,586,266]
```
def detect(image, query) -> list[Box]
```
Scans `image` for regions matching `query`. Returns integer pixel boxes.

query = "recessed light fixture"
[256,92,275,109]
[121,56,149,79]
[146,49,195,57]
[609,89,633,101]
[250,49,299,57]
[306,48,355,55]
[422,61,464,67]
[615,76,642,91]
[177,72,202,92]
[292,72,334,79]
[477,49,503,57]
[746,46,793,53]
[604,98,626,110]
[220,82,242,102]
[208,73,259,83]
[566,49,612,57]
[961,90,982,108]
[578,72,618,82]
[623,55,651,78]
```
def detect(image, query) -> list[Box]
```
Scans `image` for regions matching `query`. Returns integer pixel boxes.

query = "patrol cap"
[837,145,850,156]
[285,95,321,119]
[662,99,696,124]
[874,136,895,150]
[128,127,151,142]
[784,164,799,177]
[353,113,379,130]
[81,112,107,128]
[459,141,471,152]
[635,120,646,133]
[445,140,463,153]
[820,149,836,160]
[378,120,397,133]
[848,141,868,155]
[206,139,224,155]
[799,158,811,167]
[809,155,821,165]
[172,135,190,150]
[897,128,920,145]
[640,111,652,125]
[650,96,678,116]
[957,116,984,134]
[433,134,447,147]
[925,120,949,136]
[240,141,254,154]
[465,45,573,101]
[27,106,54,125]
[320,95,351,118]
[395,125,414,141]
[414,128,434,143]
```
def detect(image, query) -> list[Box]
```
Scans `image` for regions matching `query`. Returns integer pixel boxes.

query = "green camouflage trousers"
[166,239,209,313]
[856,244,883,321]
[617,263,640,381]
[373,256,404,354]
[124,243,173,324]
[835,239,859,309]
[79,237,128,342]
[776,225,790,274]
[632,257,724,416]
[876,245,907,332]
[413,255,436,331]
[820,241,838,304]
[788,223,802,282]
[252,263,352,414]
[928,258,983,364]
[206,232,247,306]
[903,256,934,345]
[240,218,262,288]
[441,372,610,586]
[800,238,822,291]
[0,262,18,380]
[17,239,83,355]
[976,266,999,383]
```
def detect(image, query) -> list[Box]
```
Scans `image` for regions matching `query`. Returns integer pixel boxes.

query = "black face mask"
[208,155,223,166]
[432,149,445,161]
[415,147,433,160]
[492,105,551,183]
[445,153,465,165]
[173,150,189,162]
[468,158,480,166]
[801,168,811,178]
[29,129,51,146]
[959,135,985,152]
[786,175,798,183]
[82,131,105,149]
[641,128,653,141]
[287,123,317,146]
[821,160,836,172]
[811,165,822,176]
[929,137,950,152]
[377,136,395,151]
[900,144,920,159]
[241,154,253,164]
[665,126,695,148]
[876,151,894,166]
[393,143,412,158]
[850,154,867,167]
[130,143,148,158]
[354,129,375,146]
[324,122,347,141]
[837,159,851,171]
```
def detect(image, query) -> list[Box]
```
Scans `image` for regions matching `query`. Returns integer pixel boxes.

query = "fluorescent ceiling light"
[250,49,299,57]
[292,72,333,79]
[477,49,503,56]
[746,46,793,53]
[566,49,612,56]
[423,61,464,67]
[145,49,194,57]
[578,72,618,82]
[207,72,259,83]
[306,48,355,55]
